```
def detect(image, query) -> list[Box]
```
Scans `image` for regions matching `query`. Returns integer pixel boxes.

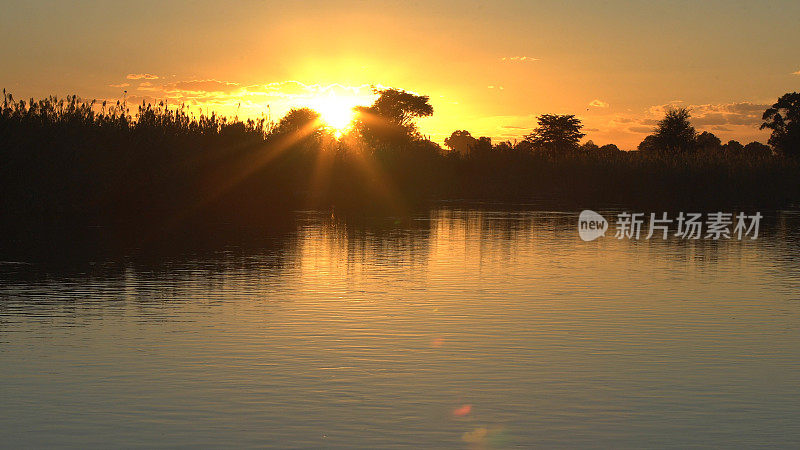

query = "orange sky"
[2,0,799,148]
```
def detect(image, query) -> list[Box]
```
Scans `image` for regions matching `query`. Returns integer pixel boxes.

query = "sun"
[307,94,361,135]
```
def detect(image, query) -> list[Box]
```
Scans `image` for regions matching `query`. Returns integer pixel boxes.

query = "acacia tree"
[353,88,433,145]
[525,114,585,152]
[761,92,800,157]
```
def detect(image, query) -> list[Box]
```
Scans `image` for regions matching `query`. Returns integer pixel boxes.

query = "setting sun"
[306,93,364,134]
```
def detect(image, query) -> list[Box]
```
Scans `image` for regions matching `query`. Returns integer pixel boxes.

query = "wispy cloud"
[109,83,130,88]
[126,73,159,80]
[588,99,609,108]
[137,81,161,92]
[687,102,769,127]
[163,79,240,94]
[793,69,800,75]
[627,126,652,133]
[110,76,384,120]
[117,77,395,105]
[499,56,539,62]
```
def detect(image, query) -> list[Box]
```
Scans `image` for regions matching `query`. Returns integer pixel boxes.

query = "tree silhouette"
[353,88,433,145]
[696,131,721,152]
[637,135,659,152]
[599,144,621,153]
[444,130,477,156]
[761,92,800,157]
[649,107,696,153]
[271,107,320,137]
[580,140,599,152]
[525,114,585,152]
[743,141,772,157]
[722,140,744,153]
[474,136,492,154]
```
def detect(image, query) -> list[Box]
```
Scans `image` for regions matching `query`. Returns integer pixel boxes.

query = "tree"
[695,131,721,152]
[599,144,621,153]
[353,88,433,145]
[525,114,585,152]
[581,140,620,153]
[743,141,772,157]
[493,140,515,152]
[444,130,477,156]
[760,92,800,157]
[580,140,599,152]
[514,140,535,153]
[474,136,492,155]
[271,107,320,137]
[649,107,696,153]
[722,140,744,153]
[637,135,659,153]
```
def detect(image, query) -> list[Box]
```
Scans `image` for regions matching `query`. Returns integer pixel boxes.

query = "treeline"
[1,89,799,247]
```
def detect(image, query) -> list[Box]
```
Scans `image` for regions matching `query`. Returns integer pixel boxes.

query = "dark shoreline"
[3,93,799,258]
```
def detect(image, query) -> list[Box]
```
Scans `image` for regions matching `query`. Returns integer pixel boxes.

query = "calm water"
[2,209,800,448]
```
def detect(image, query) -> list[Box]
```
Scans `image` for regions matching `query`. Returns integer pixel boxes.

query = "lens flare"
[307,94,360,134]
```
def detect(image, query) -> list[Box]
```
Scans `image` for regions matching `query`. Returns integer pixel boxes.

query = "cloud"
[487,85,505,90]
[124,78,381,106]
[628,126,653,133]
[163,79,241,94]
[137,81,160,92]
[646,101,685,116]
[109,83,130,88]
[126,73,159,80]
[105,76,386,124]
[588,99,609,108]
[605,100,772,145]
[249,80,383,98]
[793,70,800,75]
[687,102,769,127]
[499,56,539,62]
[527,100,772,150]
[643,101,768,128]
